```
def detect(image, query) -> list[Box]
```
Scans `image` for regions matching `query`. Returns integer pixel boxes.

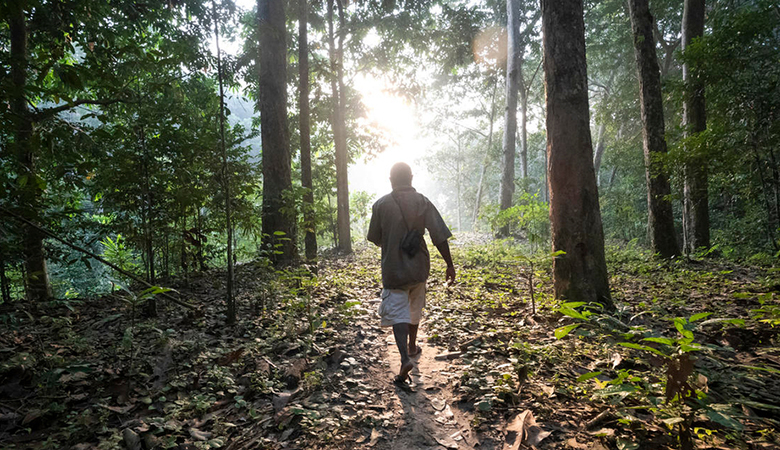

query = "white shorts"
[378,282,426,327]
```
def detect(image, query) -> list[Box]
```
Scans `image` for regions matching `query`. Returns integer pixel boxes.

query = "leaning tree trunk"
[10,1,52,302]
[681,0,709,253]
[329,0,352,253]
[259,0,297,263]
[541,0,613,310]
[498,0,520,238]
[628,0,680,258]
[299,0,317,261]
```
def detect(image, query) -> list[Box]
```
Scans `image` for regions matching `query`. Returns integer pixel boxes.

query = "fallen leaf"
[434,434,459,449]
[566,438,589,449]
[368,428,382,446]
[505,410,534,450]
[189,428,212,441]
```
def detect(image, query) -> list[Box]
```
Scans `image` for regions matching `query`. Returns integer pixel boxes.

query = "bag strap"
[390,191,414,232]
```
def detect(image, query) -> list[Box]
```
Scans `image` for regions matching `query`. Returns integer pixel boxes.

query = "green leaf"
[704,406,744,430]
[616,438,639,450]
[689,312,713,322]
[618,342,670,358]
[554,323,580,339]
[273,231,287,236]
[576,371,602,382]
[643,337,675,346]
[559,307,587,320]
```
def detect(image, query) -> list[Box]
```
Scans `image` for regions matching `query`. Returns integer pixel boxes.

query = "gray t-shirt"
[367,186,452,289]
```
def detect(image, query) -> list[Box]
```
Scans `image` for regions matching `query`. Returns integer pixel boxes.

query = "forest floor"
[1,239,780,450]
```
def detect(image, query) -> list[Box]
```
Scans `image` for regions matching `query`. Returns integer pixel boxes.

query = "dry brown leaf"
[368,428,382,446]
[504,410,534,450]
[566,438,589,449]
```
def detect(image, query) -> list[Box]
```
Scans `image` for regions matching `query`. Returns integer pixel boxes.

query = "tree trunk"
[215,6,235,324]
[541,0,613,309]
[259,0,297,264]
[472,77,499,230]
[681,0,709,253]
[140,128,157,316]
[498,0,520,238]
[10,1,52,302]
[519,82,529,179]
[628,0,681,258]
[1,262,11,303]
[299,0,317,261]
[592,122,607,179]
[330,0,351,253]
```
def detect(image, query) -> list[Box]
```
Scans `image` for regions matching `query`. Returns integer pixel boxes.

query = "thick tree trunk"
[299,0,317,261]
[681,0,709,253]
[259,0,297,263]
[628,0,681,258]
[215,8,235,324]
[330,0,351,253]
[10,1,52,302]
[472,78,499,230]
[541,0,613,309]
[498,0,520,238]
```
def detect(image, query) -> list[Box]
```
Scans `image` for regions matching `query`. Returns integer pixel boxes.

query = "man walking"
[367,162,456,385]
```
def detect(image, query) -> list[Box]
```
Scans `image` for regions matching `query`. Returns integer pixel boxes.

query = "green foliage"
[490,192,550,249]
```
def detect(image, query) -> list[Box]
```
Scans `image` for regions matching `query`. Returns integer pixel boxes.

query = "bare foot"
[408,344,421,357]
[398,359,414,381]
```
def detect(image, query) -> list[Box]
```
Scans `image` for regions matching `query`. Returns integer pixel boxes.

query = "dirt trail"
[359,298,488,450]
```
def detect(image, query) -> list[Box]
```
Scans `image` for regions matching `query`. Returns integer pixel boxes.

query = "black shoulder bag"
[391,192,423,258]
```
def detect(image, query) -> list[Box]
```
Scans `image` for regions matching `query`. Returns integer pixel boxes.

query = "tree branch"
[33,98,126,121]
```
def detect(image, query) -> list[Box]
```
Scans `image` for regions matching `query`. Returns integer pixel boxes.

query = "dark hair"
[390,162,413,186]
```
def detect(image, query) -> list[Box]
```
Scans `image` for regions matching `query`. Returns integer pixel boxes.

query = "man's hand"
[445,265,456,284]
[436,240,456,285]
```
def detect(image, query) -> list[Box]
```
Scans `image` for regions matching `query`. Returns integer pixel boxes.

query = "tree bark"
[331,0,351,253]
[498,0,521,238]
[10,1,52,302]
[472,77,499,230]
[681,0,709,253]
[259,0,297,263]
[215,6,235,324]
[299,0,317,261]
[628,0,681,258]
[541,0,613,309]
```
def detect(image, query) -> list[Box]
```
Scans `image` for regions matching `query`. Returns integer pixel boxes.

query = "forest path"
[362,321,482,450]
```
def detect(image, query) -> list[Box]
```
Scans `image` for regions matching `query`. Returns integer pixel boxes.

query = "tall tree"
[7,0,52,301]
[299,0,317,261]
[681,0,709,252]
[541,0,613,309]
[214,4,235,323]
[472,75,499,230]
[628,0,680,258]
[498,0,520,238]
[258,0,297,262]
[328,0,351,253]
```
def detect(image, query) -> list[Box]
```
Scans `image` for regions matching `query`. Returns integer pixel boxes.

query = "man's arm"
[367,203,382,246]
[435,240,456,284]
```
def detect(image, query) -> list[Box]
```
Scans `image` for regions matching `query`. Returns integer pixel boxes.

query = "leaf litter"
[0,245,778,449]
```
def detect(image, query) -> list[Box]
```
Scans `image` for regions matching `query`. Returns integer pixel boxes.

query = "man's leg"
[408,324,419,355]
[393,323,413,379]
